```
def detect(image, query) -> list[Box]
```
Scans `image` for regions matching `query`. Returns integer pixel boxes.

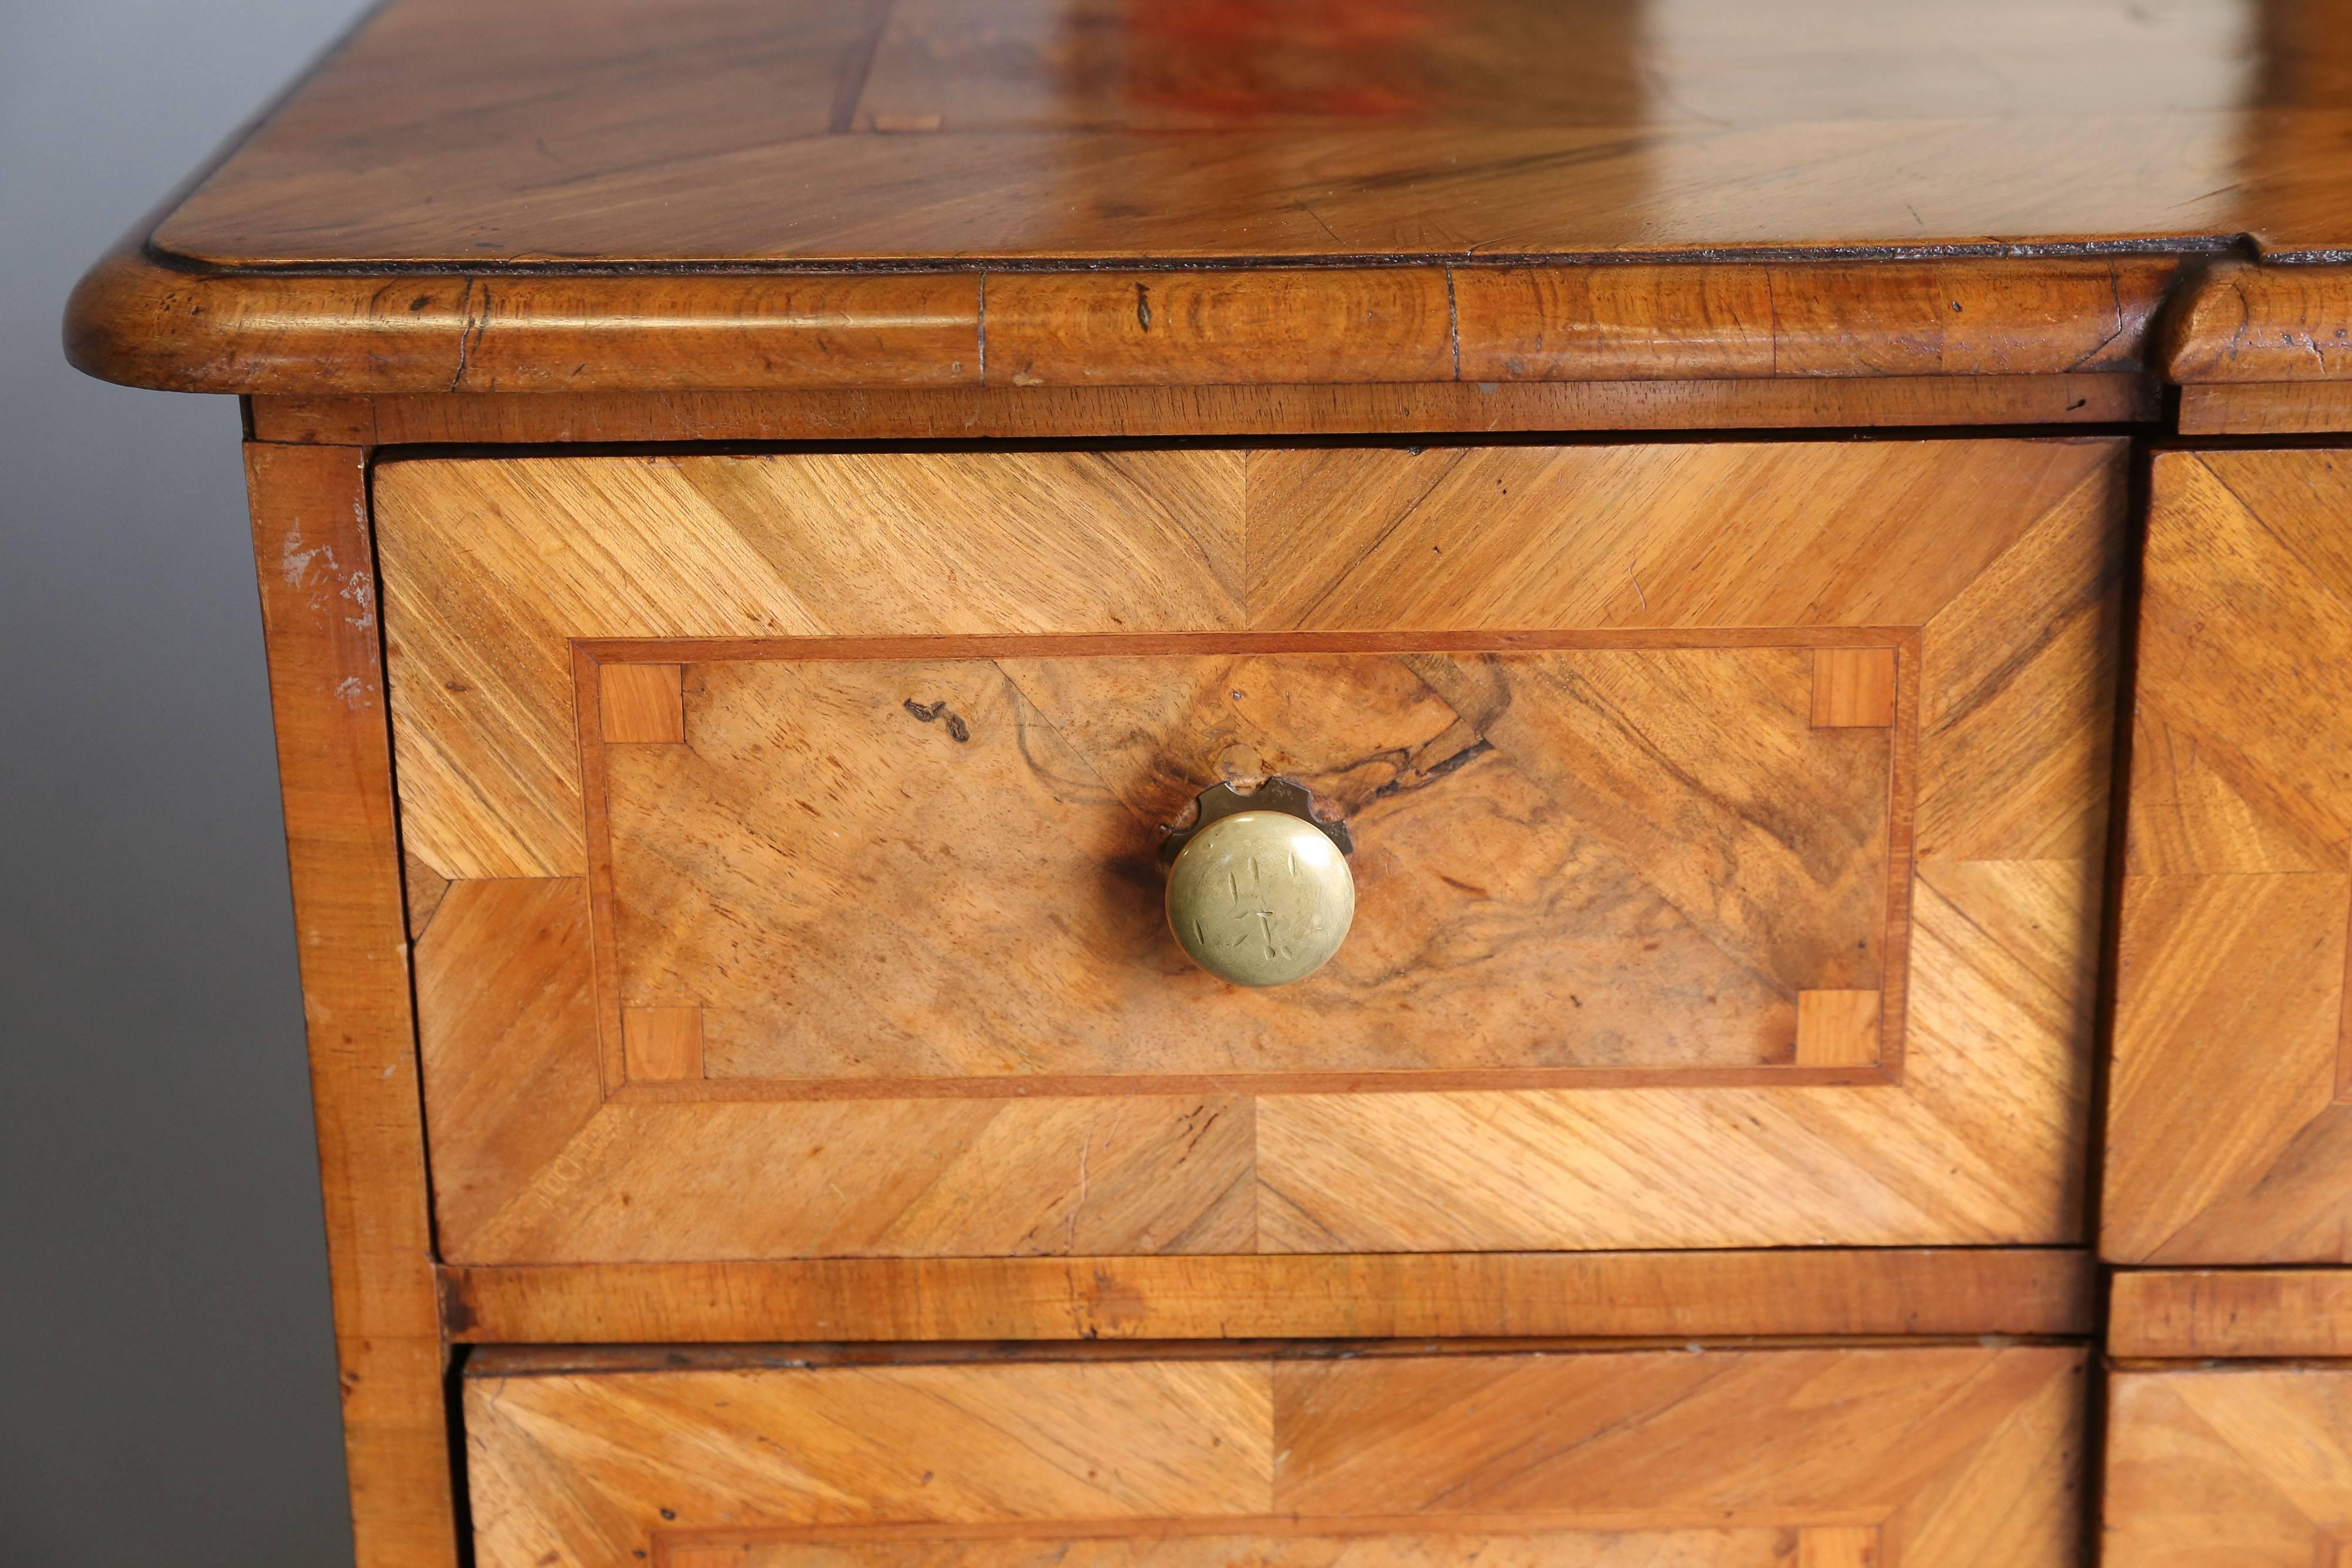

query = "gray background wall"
[2,1,374,1560]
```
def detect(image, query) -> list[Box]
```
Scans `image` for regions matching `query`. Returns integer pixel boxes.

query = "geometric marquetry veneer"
[380,438,2124,1268]
[70,4,2352,1563]
[469,1342,2087,1568]
[2106,450,2352,1265]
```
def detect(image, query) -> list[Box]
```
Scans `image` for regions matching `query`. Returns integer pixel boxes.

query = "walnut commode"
[67,2,2352,1563]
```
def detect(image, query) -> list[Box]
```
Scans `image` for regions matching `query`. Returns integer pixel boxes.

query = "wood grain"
[69,249,984,395]
[853,0,1631,131]
[124,0,2322,268]
[985,270,1456,386]
[68,0,2352,393]
[465,1342,2084,1568]
[377,447,1247,881]
[2166,260,2352,383]
[383,439,2122,1264]
[1241,441,2111,634]
[622,1005,701,1081]
[2104,450,2352,1264]
[74,249,2193,397]
[867,0,2343,132]
[2107,1367,2352,1567]
[1456,260,2169,382]
[597,661,683,743]
[401,851,449,942]
[2112,1269,2352,1360]
[1796,991,1882,1067]
[2180,382,2352,435]
[243,443,459,1566]
[141,110,2269,268]
[680,1524,1867,1568]
[412,876,606,1258]
[252,394,380,445]
[247,375,2159,449]
[438,1247,2094,1343]
[596,646,1895,1089]
[1813,648,1897,728]
[453,1096,1258,1265]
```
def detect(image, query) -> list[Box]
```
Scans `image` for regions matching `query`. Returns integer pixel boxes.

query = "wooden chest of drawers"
[66,1,2352,1564]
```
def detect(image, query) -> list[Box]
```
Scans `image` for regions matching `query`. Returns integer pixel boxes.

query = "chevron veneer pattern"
[2107,1367,2352,1567]
[2106,450,2352,1263]
[466,1343,2083,1568]
[378,440,2124,1263]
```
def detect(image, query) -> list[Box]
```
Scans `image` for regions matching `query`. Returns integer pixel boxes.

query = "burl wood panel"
[243,444,460,1565]
[2107,1367,2352,1567]
[466,1343,2084,1568]
[379,439,2123,1265]
[2104,450,2352,1264]
[597,646,1895,1089]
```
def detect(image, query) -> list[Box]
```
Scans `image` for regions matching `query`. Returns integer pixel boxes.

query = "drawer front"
[466,1343,2086,1568]
[379,439,2123,1263]
[2107,1366,2352,1566]
[2104,449,2352,1263]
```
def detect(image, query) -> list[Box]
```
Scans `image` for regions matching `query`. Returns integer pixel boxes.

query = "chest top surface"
[64,0,2352,394]
[139,0,2352,265]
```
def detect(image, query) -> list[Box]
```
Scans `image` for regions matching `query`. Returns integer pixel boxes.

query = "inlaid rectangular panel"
[2103,449,2352,1263]
[466,1342,2084,1568]
[2107,1366,2352,1568]
[587,638,1903,1095]
[379,439,2123,1265]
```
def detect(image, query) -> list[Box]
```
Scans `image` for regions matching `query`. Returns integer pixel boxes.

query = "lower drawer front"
[2108,1366,2352,1566]
[465,1343,2085,1568]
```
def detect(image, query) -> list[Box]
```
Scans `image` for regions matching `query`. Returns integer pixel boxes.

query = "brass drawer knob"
[1160,777,1354,987]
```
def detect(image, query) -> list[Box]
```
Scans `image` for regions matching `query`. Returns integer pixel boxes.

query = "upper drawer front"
[466,1342,2087,1568]
[2106,449,2352,1264]
[377,439,2124,1264]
